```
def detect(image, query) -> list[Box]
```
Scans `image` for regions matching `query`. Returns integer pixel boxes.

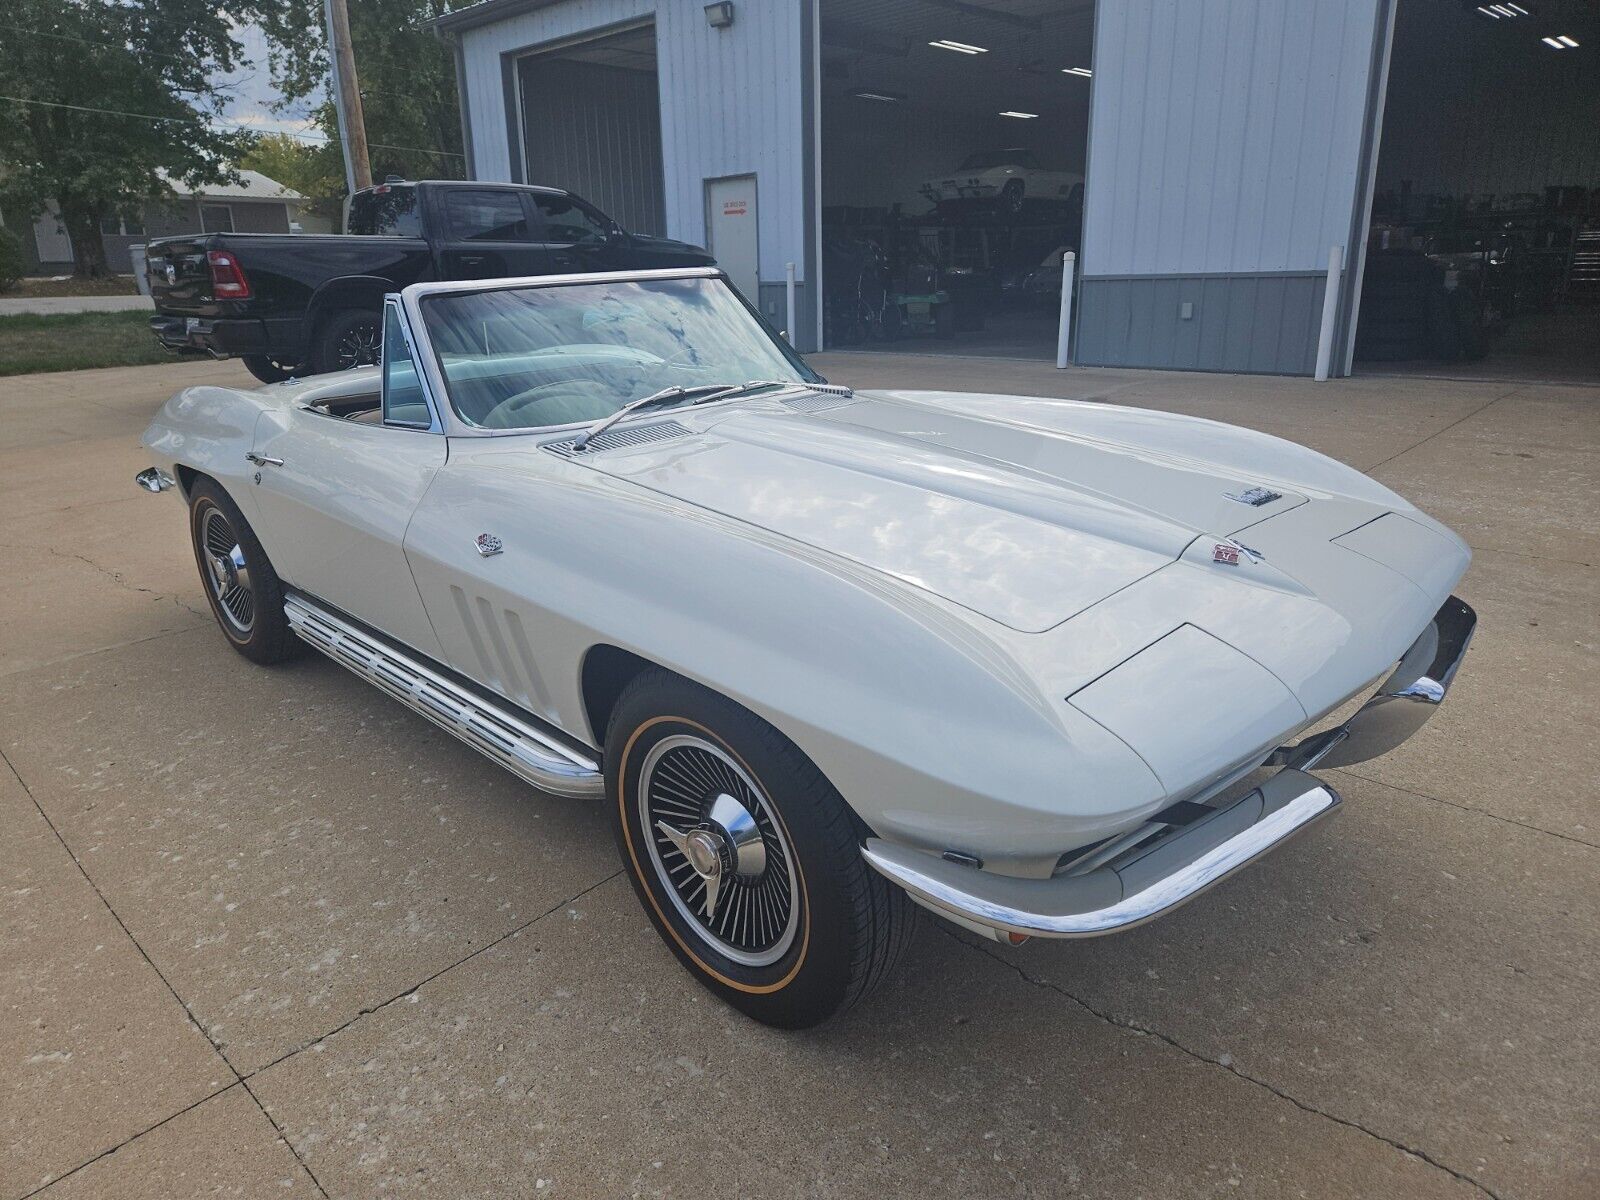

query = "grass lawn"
[0,311,171,377]
[5,275,142,298]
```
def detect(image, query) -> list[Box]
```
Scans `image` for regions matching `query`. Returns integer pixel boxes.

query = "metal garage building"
[434,0,1597,379]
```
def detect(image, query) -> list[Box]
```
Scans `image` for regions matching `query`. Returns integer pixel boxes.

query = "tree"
[256,0,466,190]
[0,1,280,277]
[241,131,345,226]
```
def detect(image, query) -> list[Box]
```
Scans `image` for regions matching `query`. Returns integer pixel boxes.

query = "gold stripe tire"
[606,670,916,1029]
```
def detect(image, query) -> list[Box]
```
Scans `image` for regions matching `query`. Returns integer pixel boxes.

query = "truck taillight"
[207,250,252,299]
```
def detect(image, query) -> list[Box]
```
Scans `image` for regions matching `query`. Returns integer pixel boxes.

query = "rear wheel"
[187,479,302,664]
[607,671,915,1028]
[310,308,382,374]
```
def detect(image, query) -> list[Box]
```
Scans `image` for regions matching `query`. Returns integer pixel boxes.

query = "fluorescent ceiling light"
[999,110,1039,119]
[929,39,987,54]
[1506,2,1528,11]
[851,89,906,102]
[1541,34,1565,46]
[1557,34,1579,46]
[1062,66,1093,77]
[1478,6,1501,15]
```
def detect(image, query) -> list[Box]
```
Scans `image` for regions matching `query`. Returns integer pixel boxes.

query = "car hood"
[564,388,1415,634]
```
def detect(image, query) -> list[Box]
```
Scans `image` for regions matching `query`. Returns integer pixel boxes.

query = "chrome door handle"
[245,452,284,467]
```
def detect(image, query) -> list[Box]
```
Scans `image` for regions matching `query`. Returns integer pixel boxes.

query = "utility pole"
[323,0,372,194]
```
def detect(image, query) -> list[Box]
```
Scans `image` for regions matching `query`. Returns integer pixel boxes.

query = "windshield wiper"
[569,380,800,452]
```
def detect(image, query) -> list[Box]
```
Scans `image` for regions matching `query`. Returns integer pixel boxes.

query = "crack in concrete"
[942,926,1505,1200]
[1328,765,1600,851]
[1364,385,1524,474]
[0,537,207,619]
[245,869,626,1080]
[1,748,332,1200]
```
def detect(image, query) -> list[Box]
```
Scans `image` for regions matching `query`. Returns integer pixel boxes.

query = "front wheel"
[607,672,916,1028]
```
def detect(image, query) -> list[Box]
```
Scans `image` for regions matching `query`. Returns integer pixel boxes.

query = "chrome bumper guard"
[862,768,1341,940]
[1272,594,1476,771]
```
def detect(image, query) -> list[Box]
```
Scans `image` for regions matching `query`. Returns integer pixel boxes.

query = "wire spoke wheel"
[639,734,799,967]
[200,508,254,635]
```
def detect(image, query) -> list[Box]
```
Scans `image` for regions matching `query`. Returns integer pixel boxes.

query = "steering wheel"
[479,378,617,429]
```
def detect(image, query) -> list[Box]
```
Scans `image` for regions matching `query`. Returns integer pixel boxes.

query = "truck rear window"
[348,187,422,237]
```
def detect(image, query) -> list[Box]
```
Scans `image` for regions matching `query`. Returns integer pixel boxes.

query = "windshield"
[419,276,820,431]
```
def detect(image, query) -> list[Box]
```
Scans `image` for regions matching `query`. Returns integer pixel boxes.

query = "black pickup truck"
[147,179,715,382]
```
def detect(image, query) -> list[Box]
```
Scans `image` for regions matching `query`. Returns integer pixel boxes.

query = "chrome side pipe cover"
[283,593,603,799]
[862,768,1341,940]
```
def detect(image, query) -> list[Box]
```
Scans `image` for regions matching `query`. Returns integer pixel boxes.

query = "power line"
[0,95,465,158]
[11,24,192,63]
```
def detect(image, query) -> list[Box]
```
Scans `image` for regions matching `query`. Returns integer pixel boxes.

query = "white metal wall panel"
[457,0,808,285]
[1083,0,1383,277]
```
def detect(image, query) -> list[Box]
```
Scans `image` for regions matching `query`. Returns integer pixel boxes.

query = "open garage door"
[1358,0,1600,384]
[818,0,1095,357]
[517,22,666,237]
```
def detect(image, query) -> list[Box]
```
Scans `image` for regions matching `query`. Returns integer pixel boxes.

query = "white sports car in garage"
[920,149,1084,208]
[137,267,1475,1028]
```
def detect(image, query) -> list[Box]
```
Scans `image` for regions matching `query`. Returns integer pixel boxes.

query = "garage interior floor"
[2,354,1595,1199]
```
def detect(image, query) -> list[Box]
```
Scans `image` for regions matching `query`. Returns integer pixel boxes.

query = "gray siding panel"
[1076,274,1324,376]
[1085,0,1381,277]
[1079,0,1385,374]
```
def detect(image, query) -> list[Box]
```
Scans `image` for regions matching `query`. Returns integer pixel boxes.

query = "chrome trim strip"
[862,772,1341,939]
[1275,594,1476,770]
[283,593,603,799]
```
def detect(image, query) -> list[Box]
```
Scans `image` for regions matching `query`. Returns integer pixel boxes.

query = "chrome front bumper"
[864,769,1340,940]
[862,595,1475,942]
[1272,594,1476,770]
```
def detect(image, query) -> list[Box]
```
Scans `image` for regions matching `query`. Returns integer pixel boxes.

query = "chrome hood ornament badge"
[1212,538,1264,565]
[475,533,503,557]
[1225,486,1282,507]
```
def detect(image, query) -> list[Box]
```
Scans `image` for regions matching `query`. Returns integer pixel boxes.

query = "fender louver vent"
[543,420,691,458]
[780,393,854,414]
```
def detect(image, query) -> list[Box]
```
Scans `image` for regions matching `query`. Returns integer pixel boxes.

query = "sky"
[211,20,329,144]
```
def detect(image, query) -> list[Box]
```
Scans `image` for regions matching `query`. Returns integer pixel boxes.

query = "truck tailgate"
[145,237,213,310]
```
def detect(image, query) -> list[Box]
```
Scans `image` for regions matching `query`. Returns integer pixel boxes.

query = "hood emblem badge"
[1225,486,1282,507]
[475,533,503,557]
[1212,538,1264,566]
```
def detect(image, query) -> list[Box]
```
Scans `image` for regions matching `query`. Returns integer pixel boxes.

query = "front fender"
[141,385,272,516]
[404,446,1164,875]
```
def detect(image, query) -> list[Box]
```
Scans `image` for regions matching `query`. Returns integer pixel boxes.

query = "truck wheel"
[607,670,916,1029]
[310,309,382,374]
[242,355,299,385]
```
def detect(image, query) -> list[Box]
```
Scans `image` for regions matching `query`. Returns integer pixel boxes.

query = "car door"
[245,301,448,659]
[435,188,551,280]
[526,191,622,275]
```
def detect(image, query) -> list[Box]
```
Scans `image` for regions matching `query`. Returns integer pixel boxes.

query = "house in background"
[7,170,323,276]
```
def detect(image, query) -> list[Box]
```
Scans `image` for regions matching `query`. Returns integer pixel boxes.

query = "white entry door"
[704,175,759,303]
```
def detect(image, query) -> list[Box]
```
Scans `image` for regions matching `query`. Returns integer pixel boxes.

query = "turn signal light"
[207,250,252,300]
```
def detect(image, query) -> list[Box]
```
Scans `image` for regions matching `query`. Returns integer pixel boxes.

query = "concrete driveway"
[1,355,1594,1199]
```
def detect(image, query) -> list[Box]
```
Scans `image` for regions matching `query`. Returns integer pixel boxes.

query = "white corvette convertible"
[138,267,1475,1028]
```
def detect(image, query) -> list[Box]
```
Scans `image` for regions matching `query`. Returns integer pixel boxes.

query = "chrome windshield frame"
[398,268,820,439]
